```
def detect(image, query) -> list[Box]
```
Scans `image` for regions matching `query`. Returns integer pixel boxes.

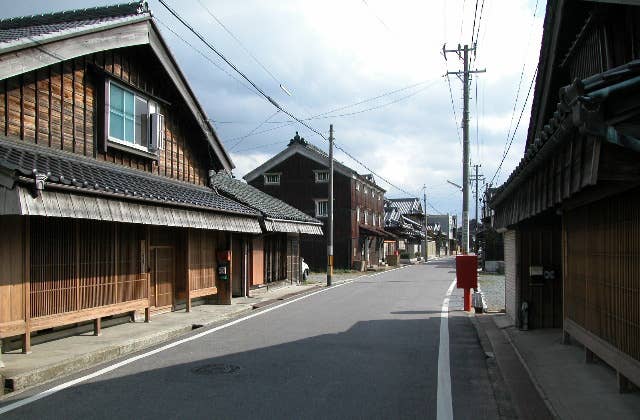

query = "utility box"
[456,255,478,289]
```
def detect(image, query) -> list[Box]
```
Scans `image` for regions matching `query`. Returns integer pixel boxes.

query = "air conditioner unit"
[149,113,165,151]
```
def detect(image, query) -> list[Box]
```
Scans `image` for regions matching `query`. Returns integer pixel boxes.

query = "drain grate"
[191,363,240,375]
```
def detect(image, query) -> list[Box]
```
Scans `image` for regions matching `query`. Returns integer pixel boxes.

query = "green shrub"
[400,252,410,259]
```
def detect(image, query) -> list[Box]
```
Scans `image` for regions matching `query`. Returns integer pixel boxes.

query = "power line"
[229,110,280,151]
[211,78,438,125]
[459,0,467,41]
[233,141,288,153]
[500,0,540,159]
[489,65,538,186]
[158,0,327,141]
[470,0,480,46]
[196,0,282,87]
[159,0,424,199]
[222,78,438,142]
[155,17,261,98]
[446,74,462,145]
[361,0,392,32]
[474,0,486,44]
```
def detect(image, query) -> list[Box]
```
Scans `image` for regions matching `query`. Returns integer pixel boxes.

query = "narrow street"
[0,258,499,419]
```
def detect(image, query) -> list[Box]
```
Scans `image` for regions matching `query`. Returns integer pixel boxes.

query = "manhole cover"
[191,363,240,375]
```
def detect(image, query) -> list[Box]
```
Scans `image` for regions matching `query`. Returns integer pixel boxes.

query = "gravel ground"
[478,272,505,312]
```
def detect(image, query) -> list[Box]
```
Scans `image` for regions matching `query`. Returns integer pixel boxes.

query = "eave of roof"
[211,171,322,225]
[0,137,258,217]
[0,1,234,172]
[491,59,640,207]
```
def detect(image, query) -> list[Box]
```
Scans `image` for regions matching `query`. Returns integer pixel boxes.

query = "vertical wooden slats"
[187,228,216,292]
[29,218,146,320]
[565,187,640,362]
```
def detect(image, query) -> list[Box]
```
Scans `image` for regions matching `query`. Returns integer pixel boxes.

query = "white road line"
[0,267,406,415]
[437,278,456,420]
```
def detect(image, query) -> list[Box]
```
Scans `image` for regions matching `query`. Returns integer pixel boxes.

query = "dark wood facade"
[246,144,386,271]
[492,0,640,389]
[0,45,214,185]
[0,13,255,353]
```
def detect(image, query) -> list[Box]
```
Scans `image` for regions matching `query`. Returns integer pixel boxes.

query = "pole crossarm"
[442,43,487,254]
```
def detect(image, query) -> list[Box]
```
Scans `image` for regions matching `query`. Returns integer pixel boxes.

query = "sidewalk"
[476,313,640,420]
[0,267,395,398]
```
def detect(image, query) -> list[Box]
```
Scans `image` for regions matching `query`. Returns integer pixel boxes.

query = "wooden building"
[244,133,390,271]
[210,171,323,293]
[491,0,640,390]
[384,198,425,258]
[0,2,264,357]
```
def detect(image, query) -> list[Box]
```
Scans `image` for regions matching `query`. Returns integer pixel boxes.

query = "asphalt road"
[0,257,499,419]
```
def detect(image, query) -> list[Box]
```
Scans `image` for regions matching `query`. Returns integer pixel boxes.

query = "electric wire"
[500,0,540,160]
[446,74,462,146]
[470,0,479,46]
[472,0,485,60]
[196,0,282,87]
[155,17,261,98]
[210,78,438,125]
[223,79,438,143]
[361,0,392,32]
[228,110,281,151]
[489,65,538,186]
[159,0,424,199]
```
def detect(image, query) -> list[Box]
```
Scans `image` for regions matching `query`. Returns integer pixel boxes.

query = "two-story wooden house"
[244,133,389,271]
[491,0,640,391]
[0,2,267,355]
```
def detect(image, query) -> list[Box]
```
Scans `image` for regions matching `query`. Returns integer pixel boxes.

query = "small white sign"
[529,266,543,276]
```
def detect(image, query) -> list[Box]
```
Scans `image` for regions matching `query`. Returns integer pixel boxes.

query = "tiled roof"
[388,198,423,216]
[492,59,640,206]
[0,138,259,217]
[0,2,147,47]
[211,171,321,224]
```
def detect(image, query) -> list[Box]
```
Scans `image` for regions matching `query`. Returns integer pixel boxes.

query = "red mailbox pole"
[456,255,478,311]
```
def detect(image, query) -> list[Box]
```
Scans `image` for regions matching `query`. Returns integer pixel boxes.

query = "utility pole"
[327,124,334,287]
[443,43,485,254]
[423,184,428,261]
[471,164,484,254]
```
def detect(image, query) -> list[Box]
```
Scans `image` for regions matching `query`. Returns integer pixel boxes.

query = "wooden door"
[150,246,174,308]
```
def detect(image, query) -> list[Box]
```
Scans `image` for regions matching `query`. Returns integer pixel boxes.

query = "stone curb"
[472,313,559,420]
[501,325,561,420]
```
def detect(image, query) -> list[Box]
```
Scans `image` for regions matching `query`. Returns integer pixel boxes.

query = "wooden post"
[0,339,4,368]
[93,317,101,336]
[585,347,595,363]
[23,217,31,354]
[618,372,630,393]
[186,229,191,313]
[145,226,151,323]
[562,329,571,345]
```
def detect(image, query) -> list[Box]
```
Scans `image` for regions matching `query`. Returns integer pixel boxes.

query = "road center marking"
[0,267,408,415]
[437,278,456,420]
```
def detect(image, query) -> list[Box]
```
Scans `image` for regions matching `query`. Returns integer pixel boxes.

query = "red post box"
[456,255,478,311]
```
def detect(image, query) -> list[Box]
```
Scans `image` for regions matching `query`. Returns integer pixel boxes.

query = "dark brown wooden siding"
[517,213,563,329]
[564,187,640,362]
[0,45,217,185]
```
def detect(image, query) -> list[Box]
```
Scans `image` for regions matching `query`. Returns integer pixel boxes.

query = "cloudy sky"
[2,0,545,219]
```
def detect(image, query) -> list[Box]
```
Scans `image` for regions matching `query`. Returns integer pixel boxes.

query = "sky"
[1,0,545,219]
